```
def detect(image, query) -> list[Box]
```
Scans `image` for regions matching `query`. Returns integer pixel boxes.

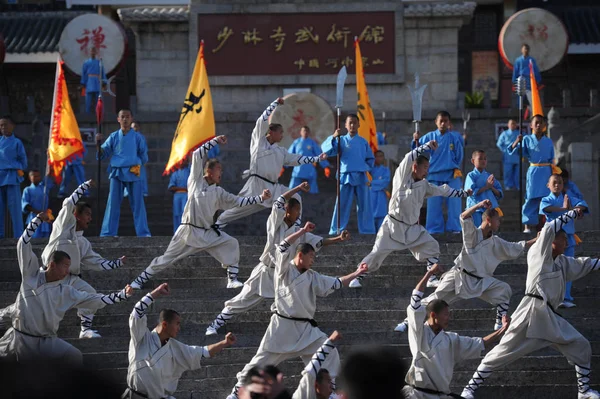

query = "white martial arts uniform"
[0,181,124,333]
[402,216,526,329]
[208,195,323,331]
[124,293,211,399]
[462,210,600,398]
[292,338,336,399]
[0,216,129,363]
[228,239,343,398]
[131,138,265,287]
[357,143,469,282]
[403,289,484,399]
[216,100,321,227]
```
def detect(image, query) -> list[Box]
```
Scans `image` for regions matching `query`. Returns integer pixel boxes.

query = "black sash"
[180,222,221,237]
[387,213,411,225]
[13,328,47,339]
[460,268,483,280]
[411,385,464,399]
[249,173,277,185]
[275,312,318,327]
[525,293,562,317]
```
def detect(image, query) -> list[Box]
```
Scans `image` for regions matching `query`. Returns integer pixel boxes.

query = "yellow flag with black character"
[164,41,215,175]
[354,38,378,154]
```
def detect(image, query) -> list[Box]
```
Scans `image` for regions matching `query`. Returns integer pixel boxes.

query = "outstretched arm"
[323,230,350,246]
[207,332,237,357]
[427,182,471,199]
[293,331,341,399]
[251,99,281,155]
[18,213,45,281]
[483,315,510,350]
[461,199,491,220]
[339,263,368,287]
[129,283,170,343]
[220,188,272,210]
[190,136,224,180]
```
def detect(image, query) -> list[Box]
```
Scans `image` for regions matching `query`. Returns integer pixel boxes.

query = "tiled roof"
[117,6,189,22]
[0,11,84,54]
[548,6,600,44]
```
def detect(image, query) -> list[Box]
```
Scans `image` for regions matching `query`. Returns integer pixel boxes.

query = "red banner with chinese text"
[198,12,395,75]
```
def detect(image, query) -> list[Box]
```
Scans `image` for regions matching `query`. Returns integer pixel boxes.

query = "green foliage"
[465,92,484,109]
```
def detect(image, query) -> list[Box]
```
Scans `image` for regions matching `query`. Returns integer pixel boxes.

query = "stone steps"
[1,234,599,398]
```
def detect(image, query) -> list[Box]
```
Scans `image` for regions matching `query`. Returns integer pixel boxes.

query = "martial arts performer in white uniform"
[206,182,349,335]
[402,264,509,399]
[394,199,537,333]
[227,222,368,399]
[130,135,271,290]
[123,283,236,399]
[0,180,127,338]
[216,98,326,228]
[0,213,132,363]
[461,208,600,399]
[349,140,471,289]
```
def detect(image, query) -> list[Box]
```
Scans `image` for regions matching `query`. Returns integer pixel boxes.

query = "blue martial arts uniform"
[168,165,190,234]
[496,129,521,190]
[464,168,504,227]
[0,134,26,238]
[376,131,387,146]
[414,130,464,233]
[287,137,329,194]
[21,177,53,238]
[81,58,106,113]
[370,164,390,231]
[98,128,151,237]
[540,191,589,301]
[322,133,375,235]
[207,143,220,159]
[508,134,554,226]
[58,148,87,197]
[565,181,583,199]
[512,55,541,90]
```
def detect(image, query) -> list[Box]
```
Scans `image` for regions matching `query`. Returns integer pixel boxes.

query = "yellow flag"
[529,60,543,117]
[48,58,84,184]
[164,41,215,174]
[354,38,378,154]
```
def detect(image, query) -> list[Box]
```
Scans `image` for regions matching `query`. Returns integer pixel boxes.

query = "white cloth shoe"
[559,300,576,308]
[494,322,502,331]
[426,275,440,288]
[523,227,531,233]
[460,389,475,399]
[349,279,362,288]
[79,329,101,339]
[394,322,408,333]
[226,394,238,399]
[579,389,600,399]
[205,326,218,336]
[227,279,243,289]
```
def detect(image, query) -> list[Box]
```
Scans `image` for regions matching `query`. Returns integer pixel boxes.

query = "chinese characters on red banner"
[198,12,394,75]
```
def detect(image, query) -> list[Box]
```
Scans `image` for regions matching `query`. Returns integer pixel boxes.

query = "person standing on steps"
[168,158,190,234]
[205,182,349,336]
[321,114,376,235]
[96,109,151,237]
[394,199,537,334]
[124,282,237,399]
[464,150,503,227]
[370,150,391,231]
[348,141,471,290]
[0,115,26,238]
[129,135,271,291]
[461,208,600,399]
[216,98,326,229]
[287,126,331,194]
[413,111,465,234]
[496,119,521,191]
[226,222,368,399]
[402,264,510,399]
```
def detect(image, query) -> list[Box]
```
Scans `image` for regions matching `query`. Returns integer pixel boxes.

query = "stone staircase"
[1,232,599,398]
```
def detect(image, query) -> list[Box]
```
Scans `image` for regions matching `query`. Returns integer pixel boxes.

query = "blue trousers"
[124,165,148,197]
[503,162,520,190]
[374,217,385,231]
[85,91,99,114]
[564,237,576,301]
[289,175,318,194]
[426,178,462,233]
[329,183,375,235]
[522,197,542,226]
[0,185,23,238]
[58,164,86,196]
[172,193,187,234]
[101,178,151,237]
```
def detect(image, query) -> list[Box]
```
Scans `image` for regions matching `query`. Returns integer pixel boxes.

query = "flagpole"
[43,57,62,214]
[516,76,527,232]
[334,66,347,236]
[96,58,105,236]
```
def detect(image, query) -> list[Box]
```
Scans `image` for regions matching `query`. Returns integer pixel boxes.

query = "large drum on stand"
[499,7,569,71]
[269,92,336,149]
[58,13,127,97]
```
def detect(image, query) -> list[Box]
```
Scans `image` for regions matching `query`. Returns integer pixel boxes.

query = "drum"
[498,8,568,72]
[269,92,336,149]
[58,13,127,76]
